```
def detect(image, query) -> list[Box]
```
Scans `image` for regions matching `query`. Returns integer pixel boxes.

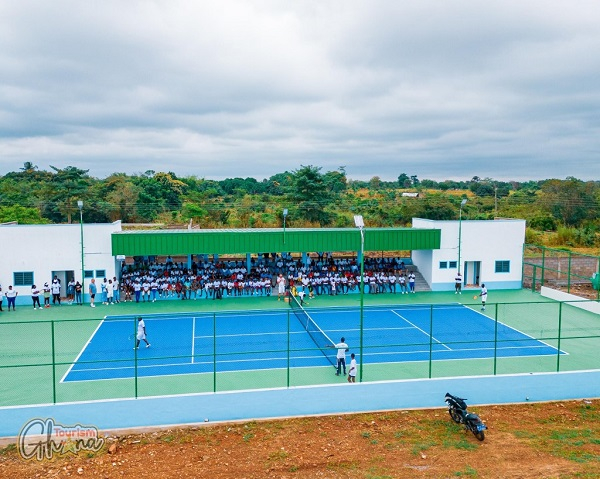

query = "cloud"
[1,1,599,182]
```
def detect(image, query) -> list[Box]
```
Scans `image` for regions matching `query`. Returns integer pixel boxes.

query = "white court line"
[193,330,303,340]
[59,319,106,383]
[391,310,451,351]
[191,316,196,364]
[465,306,565,354]
[63,352,328,383]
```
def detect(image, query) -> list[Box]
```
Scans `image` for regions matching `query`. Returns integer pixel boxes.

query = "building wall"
[412,218,525,291]
[0,222,122,304]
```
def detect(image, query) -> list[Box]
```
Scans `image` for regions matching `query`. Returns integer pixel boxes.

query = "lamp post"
[458,198,467,275]
[283,209,288,244]
[354,215,365,382]
[78,200,84,304]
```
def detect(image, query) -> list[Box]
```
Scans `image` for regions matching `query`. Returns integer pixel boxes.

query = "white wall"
[0,222,121,302]
[541,286,600,314]
[412,218,525,291]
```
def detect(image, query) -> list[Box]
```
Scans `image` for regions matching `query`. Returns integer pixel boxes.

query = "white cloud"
[1,0,599,182]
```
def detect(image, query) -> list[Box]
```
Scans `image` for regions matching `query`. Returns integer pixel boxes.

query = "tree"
[290,165,332,225]
[540,178,598,226]
[20,162,38,173]
[397,173,410,188]
[0,205,46,224]
[44,166,93,223]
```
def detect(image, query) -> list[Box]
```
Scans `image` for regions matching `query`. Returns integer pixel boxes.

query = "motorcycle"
[444,392,487,441]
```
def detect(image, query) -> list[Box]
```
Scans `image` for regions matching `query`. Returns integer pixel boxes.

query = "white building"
[412,218,526,291]
[0,221,122,305]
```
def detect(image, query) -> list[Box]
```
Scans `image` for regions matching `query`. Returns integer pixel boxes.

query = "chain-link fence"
[523,244,600,299]
[1,300,599,408]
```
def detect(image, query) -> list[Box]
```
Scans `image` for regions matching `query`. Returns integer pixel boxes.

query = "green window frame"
[14,271,34,286]
[495,260,510,273]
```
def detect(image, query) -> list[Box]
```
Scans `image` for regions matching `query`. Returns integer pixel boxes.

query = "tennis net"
[289,294,337,367]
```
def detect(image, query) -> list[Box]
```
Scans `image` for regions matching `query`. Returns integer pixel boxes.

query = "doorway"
[463,261,481,287]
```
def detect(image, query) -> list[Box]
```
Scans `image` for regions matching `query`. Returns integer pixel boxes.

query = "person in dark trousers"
[5,285,18,311]
[455,272,463,294]
[334,337,349,376]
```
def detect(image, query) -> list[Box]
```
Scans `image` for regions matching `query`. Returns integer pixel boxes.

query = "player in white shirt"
[134,317,151,349]
[347,353,357,383]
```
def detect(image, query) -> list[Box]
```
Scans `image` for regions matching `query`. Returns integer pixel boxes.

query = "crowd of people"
[116,253,416,304]
[0,253,417,311]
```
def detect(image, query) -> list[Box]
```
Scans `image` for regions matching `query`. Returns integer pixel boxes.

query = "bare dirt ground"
[1,399,598,478]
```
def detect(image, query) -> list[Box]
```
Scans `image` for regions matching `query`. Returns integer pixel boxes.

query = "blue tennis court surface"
[62,304,564,382]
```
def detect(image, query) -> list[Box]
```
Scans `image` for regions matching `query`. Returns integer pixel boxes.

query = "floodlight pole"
[458,198,467,274]
[283,209,288,244]
[78,200,85,304]
[354,215,365,382]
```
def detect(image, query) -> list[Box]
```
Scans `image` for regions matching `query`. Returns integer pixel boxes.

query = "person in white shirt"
[455,272,463,294]
[276,274,286,301]
[134,317,151,349]
[408,272,416,293]
[479,284,488,311]
[333,337,349,376]
[5,285,18,311]
[112,277,120,303]
[347,353,358,383]
[106,279,114,304]
[51,278,61,305]
[31,285,41,310]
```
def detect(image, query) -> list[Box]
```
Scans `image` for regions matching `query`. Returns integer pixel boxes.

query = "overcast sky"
[1,1,599,182]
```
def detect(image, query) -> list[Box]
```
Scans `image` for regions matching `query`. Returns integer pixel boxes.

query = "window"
[439,261,448,269]
[495,260,510,273]
[95,269,106,278]
[84,270,94,279]
[14,272,34,286]
[449,261,457,269]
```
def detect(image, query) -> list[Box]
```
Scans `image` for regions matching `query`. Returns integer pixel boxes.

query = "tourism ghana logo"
[18,418,105,460]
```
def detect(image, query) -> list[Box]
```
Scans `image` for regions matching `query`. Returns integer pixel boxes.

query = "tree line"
[1,163,599,247]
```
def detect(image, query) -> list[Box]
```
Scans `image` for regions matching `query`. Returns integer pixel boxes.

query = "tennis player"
[347,353,357,383]
[479,284,488,311]
[334,337,349,376]
[276,274,286,301]
[134,317,151,349]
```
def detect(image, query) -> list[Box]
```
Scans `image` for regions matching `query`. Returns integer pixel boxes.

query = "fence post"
[287,311,290,388]
[567,251,572,294]
[134,318,138,398]
[51,321,57,404]
[493,303,498,375]
[541,246,546,287]
[556,302,563,372]
[213,313,217,393]
[428,304,433,379]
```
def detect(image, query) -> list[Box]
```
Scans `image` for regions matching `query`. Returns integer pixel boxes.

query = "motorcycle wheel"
[474,430,485,441]
[449,408,462,424]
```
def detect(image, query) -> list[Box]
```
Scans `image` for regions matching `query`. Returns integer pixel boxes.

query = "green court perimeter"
[1,289,598,408]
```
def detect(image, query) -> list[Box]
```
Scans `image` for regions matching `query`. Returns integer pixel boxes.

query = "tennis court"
[61,299,563,383]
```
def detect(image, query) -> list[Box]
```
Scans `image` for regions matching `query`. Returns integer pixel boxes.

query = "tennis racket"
[473,295,478,300]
